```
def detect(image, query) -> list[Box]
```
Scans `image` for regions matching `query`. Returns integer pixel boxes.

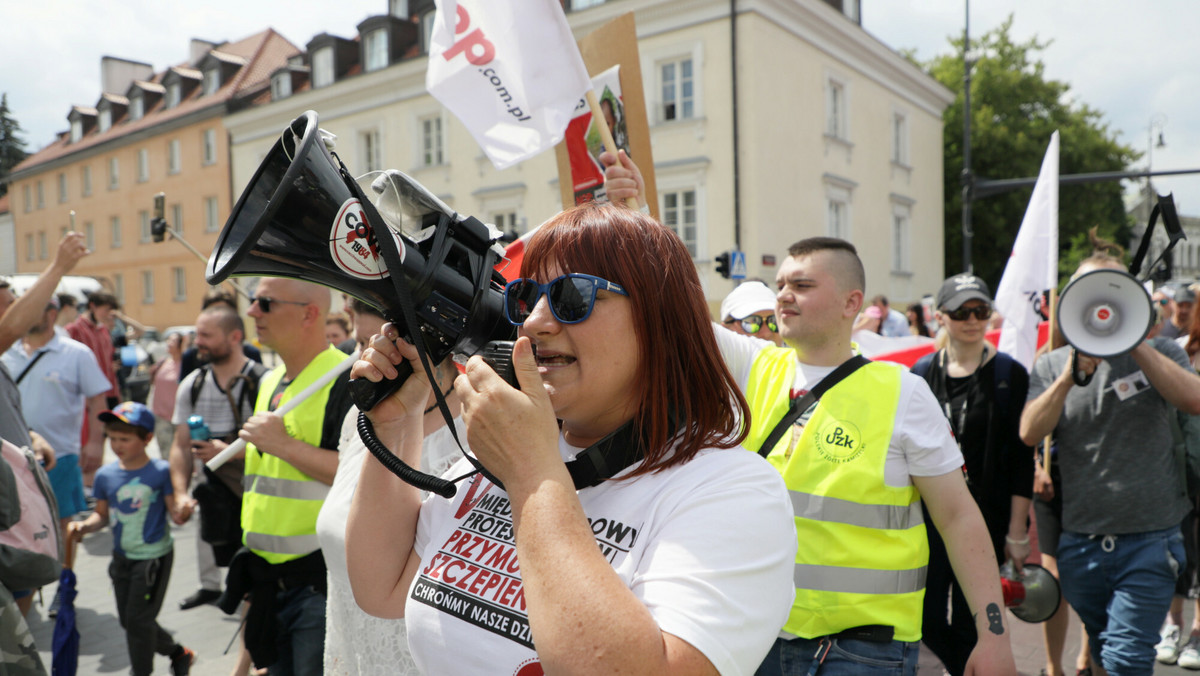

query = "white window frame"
[37,232,47,260]
[202,129,217,166]
[36,181,44,209]
[823,174,855,240]
[108,157,119,190]
[271,72,292,100]
[359,127,382,173]
[643,43,703,125]
[173,266,187,302]
[111,216,122,248]
[417,113,445,168]
[168,139,181,174]
[171,204,183,235]
[204,196,220,233]
[142,270,155,304]
[203,68,220,96]
[891,108,909,166]
[660,188,699,258]
[390,0,409,17]
[99,107,112,133]
[137,148,149,182]
[139,210,151,243]
[572,0,606,8]
[84,222,95,250]
[24,234,33,261]
[890,202,912,273]
[476,186,527,239]
[825,73,850,141]
[81,166,92,196]
[365,29,389,72]
[113,274,124,304]
[655,160,708,260]
[57,173,67,203]
[312,47,335,88]
[166,81,181,108]
[130,95,144,121]
[22,185,31,212]
[70,119,83,142]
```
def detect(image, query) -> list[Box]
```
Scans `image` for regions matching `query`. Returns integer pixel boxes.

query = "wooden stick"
[585,89,639,209]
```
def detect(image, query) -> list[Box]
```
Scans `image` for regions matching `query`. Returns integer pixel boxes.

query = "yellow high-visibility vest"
[745,347,927,642]
[242,346,344,564]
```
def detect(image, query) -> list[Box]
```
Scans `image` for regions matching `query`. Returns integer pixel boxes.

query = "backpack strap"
[190,365,210,409]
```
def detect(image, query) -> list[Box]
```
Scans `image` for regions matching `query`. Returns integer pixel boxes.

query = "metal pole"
[163,225,251,302]
[960,0,973,273]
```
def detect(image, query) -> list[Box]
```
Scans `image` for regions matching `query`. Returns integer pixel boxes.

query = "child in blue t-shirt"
[67,401,196,676]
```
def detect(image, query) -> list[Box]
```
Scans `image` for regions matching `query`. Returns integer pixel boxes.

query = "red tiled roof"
[13,28,299,175]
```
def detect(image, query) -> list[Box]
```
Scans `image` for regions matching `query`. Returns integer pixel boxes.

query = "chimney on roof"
[191,39,221,65]
[101,56,154,96]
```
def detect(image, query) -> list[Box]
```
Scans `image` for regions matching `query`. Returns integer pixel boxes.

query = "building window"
[139,210,151,243]
[113,273,125,304]
[171,204,183,235]
[166,82,181,108]
[108,157,119,190]
[660,58,694,121]
[360,129,382,172]
[826,78,848,139]
[168,139,181,174]
[661,189,698,257]
[84,222,95,250]
[892,212,910,272]
[827,199,848,239]
[390,0,409,17]
[22,185,31,212]
[492,211,519,234]
[99,108,112,133]
[420,10,436,53]
[271,72,292,100]
[37,232,47,260]
[24,234,33,261]
[70,119,83,142]
[81,166,92,197]
[202,129,217,165]
[891,111,908,165]
[138,148,149,182]
[572,0,606,9]
[365,29,389,72]
[312,47,335,88]
[142,270,155,304]
[205,196,220,232]
[130,95,144,121]
[57,173,67,203]
[203,68,220,96]
[111,216,122,248]
[173,267,187,302]
[36,181,44,209]
[420,116,444,167]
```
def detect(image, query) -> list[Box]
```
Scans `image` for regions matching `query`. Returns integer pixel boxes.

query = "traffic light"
[715,251,731,279]
[151,192,168,243]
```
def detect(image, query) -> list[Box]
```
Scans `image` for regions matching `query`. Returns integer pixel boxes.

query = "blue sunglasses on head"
[504,273,628,325]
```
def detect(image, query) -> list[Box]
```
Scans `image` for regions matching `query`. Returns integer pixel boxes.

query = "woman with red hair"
[346,202,796,675]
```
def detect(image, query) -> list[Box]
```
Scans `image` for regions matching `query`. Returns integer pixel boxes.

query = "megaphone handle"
[1071,351,1095,387]
[349,362,414,412]
[357,411,457,498]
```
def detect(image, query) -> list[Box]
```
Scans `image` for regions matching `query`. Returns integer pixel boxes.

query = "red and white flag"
[427,0,592,170]
[995,131,1059,371]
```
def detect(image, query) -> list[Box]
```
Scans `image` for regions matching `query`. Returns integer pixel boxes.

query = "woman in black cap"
[912,274,1035,676]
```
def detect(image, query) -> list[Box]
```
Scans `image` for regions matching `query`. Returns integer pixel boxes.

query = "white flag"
[995,131,1060,371]
[426,0,592,170]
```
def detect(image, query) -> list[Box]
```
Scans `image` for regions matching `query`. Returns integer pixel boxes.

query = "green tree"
[926,16,1139,286]
[0,93,29,198]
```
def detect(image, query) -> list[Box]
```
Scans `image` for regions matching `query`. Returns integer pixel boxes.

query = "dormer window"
[390,0,409,17]
[166,82,181,108]
[365,29,389,72]
[130,95,144,121]
[203,68,220,96]
[71,119,83,142]
[271,72,293,100]
[99,108,112,133]
[312,47,334,88]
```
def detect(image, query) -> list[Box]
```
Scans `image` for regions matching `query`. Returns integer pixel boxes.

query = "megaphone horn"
[1001,563,1062,623]
[1057,268,1154,384]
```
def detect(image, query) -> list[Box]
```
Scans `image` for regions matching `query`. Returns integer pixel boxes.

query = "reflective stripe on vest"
[744,349,927,642]
[242,346,344,564]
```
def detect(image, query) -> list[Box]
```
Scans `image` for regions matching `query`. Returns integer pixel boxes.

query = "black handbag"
[192,466,243,565]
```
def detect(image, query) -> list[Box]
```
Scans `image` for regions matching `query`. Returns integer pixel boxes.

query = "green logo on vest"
[815,419,865,463]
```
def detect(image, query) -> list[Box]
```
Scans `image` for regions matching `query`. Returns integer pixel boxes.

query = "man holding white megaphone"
[1020,233,1200,675]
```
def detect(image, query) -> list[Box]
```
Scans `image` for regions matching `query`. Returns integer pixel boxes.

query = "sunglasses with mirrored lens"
[504,274,628,325]
[943,305,992,321]
[250,296,309,313]
[725,315,778,334]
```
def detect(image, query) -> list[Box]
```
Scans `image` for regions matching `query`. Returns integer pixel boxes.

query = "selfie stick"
[206,352,358,471]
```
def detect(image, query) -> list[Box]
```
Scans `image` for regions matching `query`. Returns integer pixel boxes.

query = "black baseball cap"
[936,274,992,311]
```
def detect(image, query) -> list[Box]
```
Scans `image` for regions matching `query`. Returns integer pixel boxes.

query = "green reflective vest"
[745,347,927,642]
[242,346,344,564]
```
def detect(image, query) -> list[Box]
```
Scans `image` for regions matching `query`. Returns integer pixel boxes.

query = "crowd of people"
[4,153,1200,676]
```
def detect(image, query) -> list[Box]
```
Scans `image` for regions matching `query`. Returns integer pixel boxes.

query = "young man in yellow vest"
[602,156,1016,675]
[224,277,353,675]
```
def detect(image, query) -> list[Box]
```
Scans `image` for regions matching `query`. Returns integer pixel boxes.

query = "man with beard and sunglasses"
[169,306,265,610]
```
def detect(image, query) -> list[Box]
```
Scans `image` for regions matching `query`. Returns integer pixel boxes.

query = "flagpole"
[1043,286,1057,475]
[585,89,639,209]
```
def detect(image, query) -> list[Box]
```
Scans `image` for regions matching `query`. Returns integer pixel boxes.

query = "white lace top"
[317,407,464,675]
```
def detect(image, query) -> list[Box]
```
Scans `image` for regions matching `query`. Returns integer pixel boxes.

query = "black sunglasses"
[504,274,628,325]
[725,314,778,334]
[250,296,309,313]
[943,305,992,321]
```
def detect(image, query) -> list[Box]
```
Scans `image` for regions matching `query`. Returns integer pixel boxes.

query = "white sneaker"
[1159,624,1182,664]
[1179,634,1200,669]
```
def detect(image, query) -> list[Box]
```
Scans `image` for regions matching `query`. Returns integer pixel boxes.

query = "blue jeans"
[1058,527,1184,676]
[755,636,918,676]
[268,586,326,676]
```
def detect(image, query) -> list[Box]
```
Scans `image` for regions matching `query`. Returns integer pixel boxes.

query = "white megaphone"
[1057,268,1154,385]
